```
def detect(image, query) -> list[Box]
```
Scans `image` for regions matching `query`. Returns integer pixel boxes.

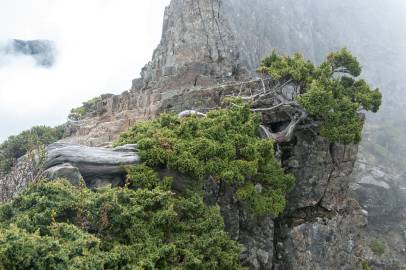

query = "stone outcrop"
[135,0,249,90]
[44,163,83,186]
[44,143,140,189]
[272,133,364,269]
[0,150,44,203]
[0,143,141,202]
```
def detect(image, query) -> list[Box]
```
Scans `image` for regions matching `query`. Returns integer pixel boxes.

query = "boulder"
[45,143,141,189]
[44,163,82,186]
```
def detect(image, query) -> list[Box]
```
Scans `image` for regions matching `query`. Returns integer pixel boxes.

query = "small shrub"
[68,97,102,121]
[370,239,385,255]
[0,125,65,173]
[125,164,172,190]
[362,260,371,270]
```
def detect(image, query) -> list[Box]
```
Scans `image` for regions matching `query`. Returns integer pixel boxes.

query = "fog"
[221,0,406,173]
[0,0,170,142]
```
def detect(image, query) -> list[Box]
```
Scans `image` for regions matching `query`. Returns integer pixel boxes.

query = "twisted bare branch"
[178,110,207,118]
[178,77,311,144]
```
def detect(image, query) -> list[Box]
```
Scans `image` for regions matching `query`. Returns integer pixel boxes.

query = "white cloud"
[0,0,170,141]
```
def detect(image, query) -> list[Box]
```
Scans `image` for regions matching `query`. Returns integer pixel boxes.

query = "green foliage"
[68,107,86,121]
[370,239,385,255]
[0,125,65,173]
[361,260,371,270]
[259,48,382,144]
[0,179,243,269]
[116,105,295,216]
[258,51,315,87]
[68,97,102,121]
[126,164,173,191]
[0,224,102,270]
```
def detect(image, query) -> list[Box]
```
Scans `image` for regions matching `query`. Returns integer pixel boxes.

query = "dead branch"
[178,110,207,118]
[177,76,311,144]
[251,102,297,112]
[258,110,307,143]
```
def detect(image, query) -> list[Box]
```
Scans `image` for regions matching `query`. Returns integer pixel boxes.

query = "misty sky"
[0,0,170,142]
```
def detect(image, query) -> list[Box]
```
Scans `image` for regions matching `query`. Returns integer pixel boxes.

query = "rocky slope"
[3,0,404,269]
[36,78,364,269]
[55,0,377,269]
[350,161,406,268]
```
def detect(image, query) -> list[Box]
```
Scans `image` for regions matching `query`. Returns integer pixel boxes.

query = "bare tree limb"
[178,110,207,118]
[177,77,311,144]
[258,109,308,143]
[251,102,297,112]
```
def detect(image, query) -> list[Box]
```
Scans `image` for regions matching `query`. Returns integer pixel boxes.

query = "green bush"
[0,179,243,269]
[0,125,65,173]
[361,260,371,270]
[259,48,382,144]
[370,239,385,255]
[68,97,102,121]
[68,106,86,121]
[126,164,173,191]
[115,104,295,216]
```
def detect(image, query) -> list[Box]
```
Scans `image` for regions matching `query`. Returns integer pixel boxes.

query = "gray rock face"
[0,151,44,202]
[44,163,83,186]
[45,143,140,189]
[274,200,367,270]
[349,163,406,269]
[136,0,249,90]
[351,166,401,221]
[204,174,275,269]
[281,131,358,211]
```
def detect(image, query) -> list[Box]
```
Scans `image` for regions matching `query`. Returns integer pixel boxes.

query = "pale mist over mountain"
[221,0,406,172]
[0,0,170,142]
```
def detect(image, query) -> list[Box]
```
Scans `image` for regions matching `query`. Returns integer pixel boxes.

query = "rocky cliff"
[54,80,362,269]
[54,1,375,269]
[1,0,399,269]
